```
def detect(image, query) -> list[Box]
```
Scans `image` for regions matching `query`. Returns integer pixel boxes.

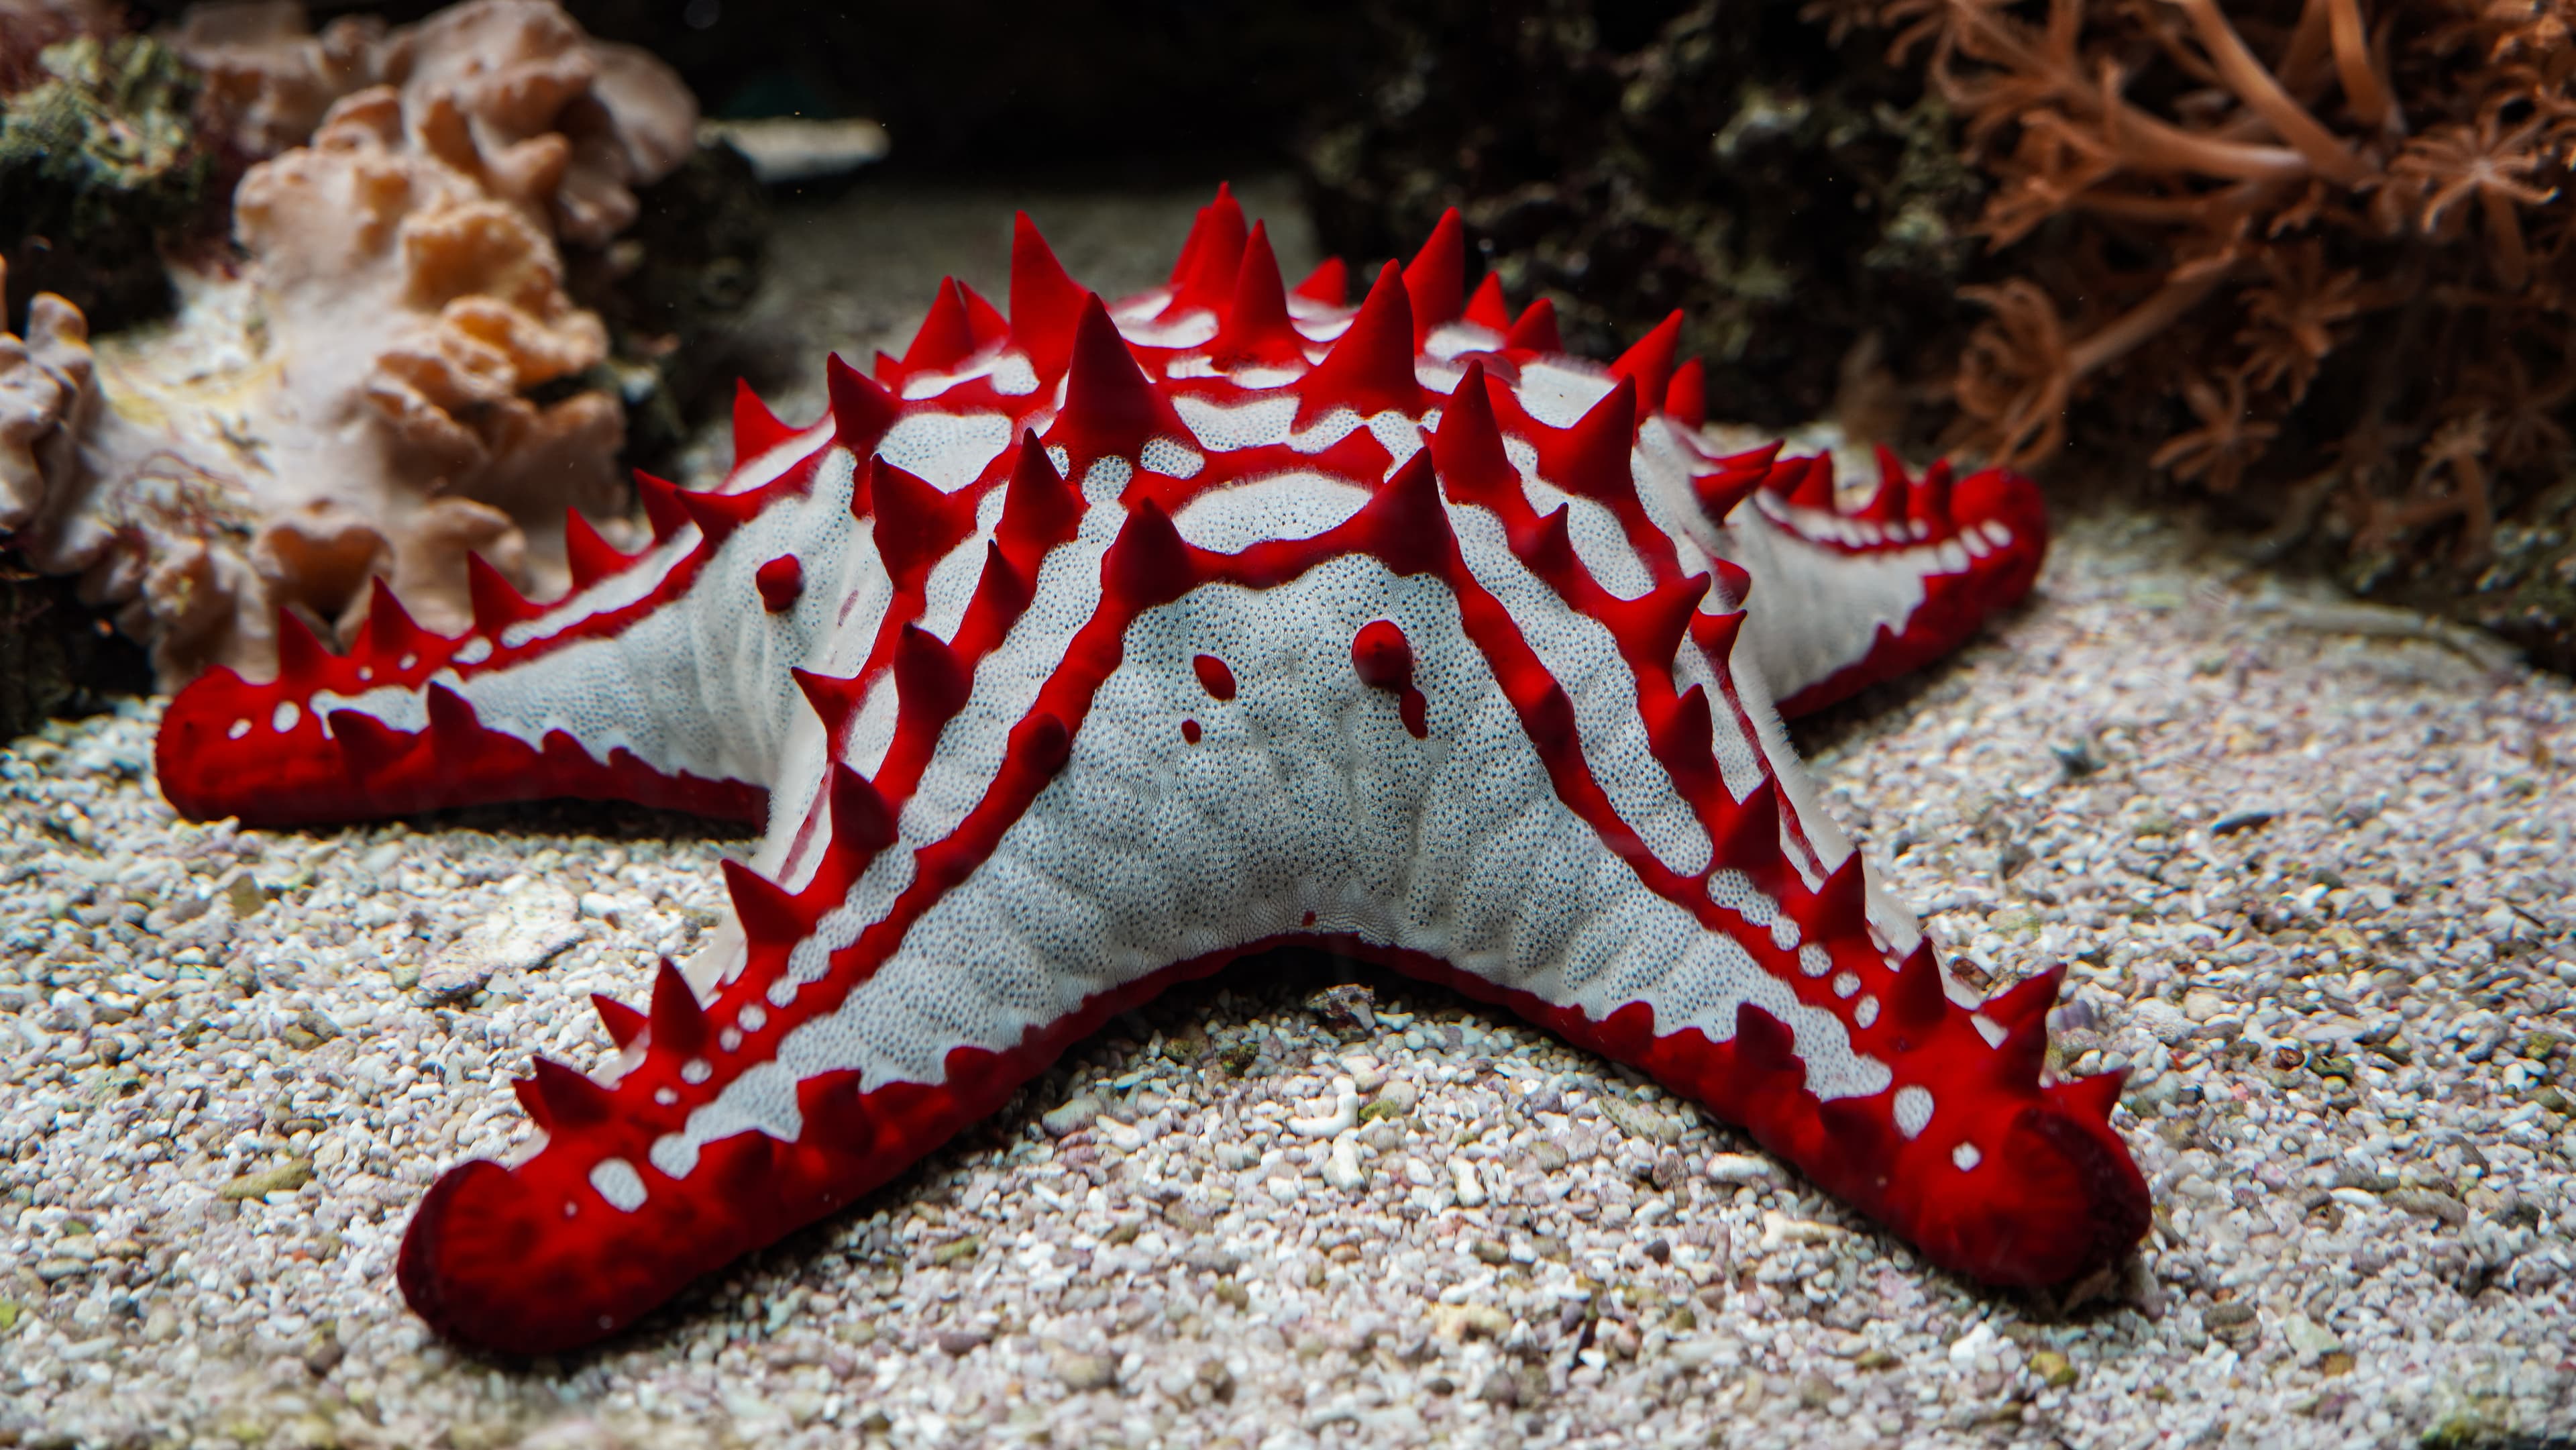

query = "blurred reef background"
[5,0,2574,741]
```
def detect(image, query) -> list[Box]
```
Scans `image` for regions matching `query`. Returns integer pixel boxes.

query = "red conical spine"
[1048,296,1187,468]
[1292,256,1349,305]
[465,554,531,637]
[1296,261,1421,426]
[891,623,973,728]
[356,577,427,664]
[1464,272,1511,331]
[1428,359,1518,509]
[722,858,808,946]
[562,509,628,591]
[1402,207,1466,344]
[996,430,1083,564]
[1505,297,1561,352]
[1609,311,1683,413]
[732,379,796,464]
[649,956,707,1056]
[635,470,688,543]
[1010,213,1089,384]
[519,1057,612,1132]
[591,992,645,1050]
[826,352,900,456]
[1665,357,1707,429]
[867,460,975,591]
[1170,185,1249,315]
[1542,375,1640,505]
[828,762,898,857]
[1210,222,1303,367]
[273,605,330,682]
[900,278,979,374]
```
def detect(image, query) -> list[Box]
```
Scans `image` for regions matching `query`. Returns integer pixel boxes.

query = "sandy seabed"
[1,181,2571,1449]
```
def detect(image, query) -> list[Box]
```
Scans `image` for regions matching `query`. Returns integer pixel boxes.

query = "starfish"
[154,188,2147,1355]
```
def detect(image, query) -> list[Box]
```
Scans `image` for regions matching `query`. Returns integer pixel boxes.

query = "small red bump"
[1352,621,1429,739]
[1181,719,1202,744]
[1302,910,1318,927]
[1351,620,1414,690]
[755,555,804,613]
[1191,654,1237,701]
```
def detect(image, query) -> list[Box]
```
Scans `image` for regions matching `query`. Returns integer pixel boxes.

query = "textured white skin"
[650,553,1894,1180]
[278,299,2012,1198]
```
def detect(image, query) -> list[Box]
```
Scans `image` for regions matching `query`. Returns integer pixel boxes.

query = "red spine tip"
[901,278,979,374]
[1463,272,1511,331]
[1982,963,2065,1031]
[591,992,646,1049]
[790,666,865,735]
[561,508,627,592]
[1609,310,1683,413]
[635,470,688,543]
[1010,212,1087,383]
[464,552,529,637]
[1297,260,1421,425]
[1428,358,1516,508]
[1102,499,1199,610]
[1211,221,1303,366]
[731,378,795,464]
[721,857,808,947]
[826,352,900,455]
[1402,207,1467,342]
[1291,256,1349,306]
[1505,297,1561,352]
[827,762,898,856]
[649,956,708,1056]
[272,605,331,682]
[526,1057,613,1131]
[1664,356,1707,429]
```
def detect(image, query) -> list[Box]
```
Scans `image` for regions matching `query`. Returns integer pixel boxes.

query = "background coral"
[0,21,216,333]
[0,0,748,688]
[1819,0,2576,669]
[1297,0,1989,439]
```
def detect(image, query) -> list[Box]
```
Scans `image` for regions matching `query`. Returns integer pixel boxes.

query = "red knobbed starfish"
[155,187,2145,1355]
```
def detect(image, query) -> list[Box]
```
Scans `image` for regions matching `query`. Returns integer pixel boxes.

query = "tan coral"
[0,0,694,686]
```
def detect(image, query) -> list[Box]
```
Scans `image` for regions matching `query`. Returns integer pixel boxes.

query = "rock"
[1055,1350,1119,1392]
[2029,1349,2076,1387]
[1597,1094,1684,1143]
[1431,1302,1510,1340]
[928,1235,980,1266]
[1323,1135,1366,1192]
[1705,1153,1776,1184]
[1042,1094,1103,1137]
[2282,1313,2341,1365]
[1181,1246,1242,1275]
[934,1329,987,1356]
[421,879,582,1001]
[1303,983,1377,1033]
[2181,988,2231,1023]
[217,1157,314,1200]
[2387,1187,2469,1226]
[2202,1300,2259,1346]
[2132,998,2195,1043]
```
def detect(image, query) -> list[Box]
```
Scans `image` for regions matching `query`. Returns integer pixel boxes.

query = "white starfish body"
[155,191,2141,1355]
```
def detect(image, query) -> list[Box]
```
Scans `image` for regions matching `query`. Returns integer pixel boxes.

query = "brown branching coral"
[1820,0,2576,585]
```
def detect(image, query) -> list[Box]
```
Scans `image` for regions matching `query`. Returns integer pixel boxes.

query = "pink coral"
[0,0,698,683]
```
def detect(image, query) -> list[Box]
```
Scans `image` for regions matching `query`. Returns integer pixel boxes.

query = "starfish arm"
[1693,460,2049,717]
